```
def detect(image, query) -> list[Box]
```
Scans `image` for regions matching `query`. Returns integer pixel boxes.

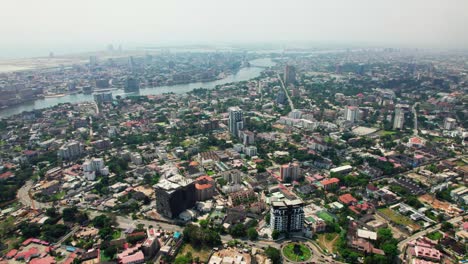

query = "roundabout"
[282,242,312,262]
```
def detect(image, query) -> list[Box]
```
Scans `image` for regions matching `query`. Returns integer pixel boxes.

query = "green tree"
[247,227,259,240]
[265,247,281,264]
[103,245,117,259]
[230,223,246,238]
[271,230,280,240]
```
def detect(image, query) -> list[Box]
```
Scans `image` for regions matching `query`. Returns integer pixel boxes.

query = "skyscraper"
[270,200,304,232]
[393,108,405,130]
[228,107,244,137]
[284,65,296,85]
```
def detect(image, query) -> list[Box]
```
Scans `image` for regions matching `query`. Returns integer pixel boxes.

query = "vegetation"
[265,246,281,264]
[282,243,312,262]
[183,224,221,248]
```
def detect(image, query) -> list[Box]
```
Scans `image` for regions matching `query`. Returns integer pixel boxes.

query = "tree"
[199,219,209,229]
[376,228,393,247]
[92,215,113,228]
[20,222,41,238]
[230,223,246,238]
[265,246,281,264]
[247,227,258,240]
[441,222,453,232]
[271,230,280,240]
[103,245,117,259]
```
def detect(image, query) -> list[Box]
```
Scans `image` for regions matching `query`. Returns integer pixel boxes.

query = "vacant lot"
[378,208,420,231]
[317,233,339,253]
[177,243,212,262]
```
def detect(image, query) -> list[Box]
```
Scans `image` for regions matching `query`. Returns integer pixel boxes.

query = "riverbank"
[0,58,275,118]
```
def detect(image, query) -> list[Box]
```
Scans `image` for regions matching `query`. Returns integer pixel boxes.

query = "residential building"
[270,200,304,232]
[280,162,301,182]
[444,117,457,130]
[244,146,257,157]
[57,141,83,160]
[345,106,359,123]
[393,107,405,130]
[195,175,215,201]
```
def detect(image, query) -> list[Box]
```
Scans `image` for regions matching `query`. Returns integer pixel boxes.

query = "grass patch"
[283,243,312,262]
[426,231,442,241]
[112,230,121,240]
[177,243,212,262]
[100,251,112,262]
[378,208,420,231]
[317,211,334,222]
[380,130,396,136]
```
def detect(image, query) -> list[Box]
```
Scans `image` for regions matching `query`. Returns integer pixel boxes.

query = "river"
[0,58,275,118]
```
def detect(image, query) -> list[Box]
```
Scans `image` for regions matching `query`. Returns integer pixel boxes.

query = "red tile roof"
[320,177,340,186]
[339,193,358,205]
[6,249,18,258]
[30,256,56,264]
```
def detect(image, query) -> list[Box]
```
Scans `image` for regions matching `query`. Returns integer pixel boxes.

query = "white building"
[82,158,108,180]
[58,141,83,160]
[345,106,359,123]
[393,108,405,130]
[444,117,457,130]
[244,146,257,157]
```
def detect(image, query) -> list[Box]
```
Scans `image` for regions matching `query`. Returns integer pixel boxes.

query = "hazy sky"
[1,0,468,56]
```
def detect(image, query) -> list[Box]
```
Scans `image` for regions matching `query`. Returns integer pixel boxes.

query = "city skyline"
[1,0,468,58]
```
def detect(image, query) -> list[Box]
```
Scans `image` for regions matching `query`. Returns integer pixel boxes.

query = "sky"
[1,0,467,57]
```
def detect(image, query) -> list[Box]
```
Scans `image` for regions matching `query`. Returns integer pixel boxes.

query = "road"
[397,215,465,259]
[412,102,419,135]
[277,73,295,110]
[17,180,52,209]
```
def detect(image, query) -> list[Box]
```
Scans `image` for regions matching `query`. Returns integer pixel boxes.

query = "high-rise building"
[443,117,456,130]
[276,90,287,104]
[125,77,140,93]
[270,200,304,232]
[228,107,244,137]
[58,141,84,160]
[93,92,113,104]
[128,56,135,70]
[155,175,196,219]
[280,162,301,182]
[289,109,302,119]
[393,108,405,130]
[89,56,97,67]
[345,106,359,123]
[95,79,110,89]
[284,65,297,85]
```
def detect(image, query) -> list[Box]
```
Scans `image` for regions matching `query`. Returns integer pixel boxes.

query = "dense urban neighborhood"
[0,48,467,264]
